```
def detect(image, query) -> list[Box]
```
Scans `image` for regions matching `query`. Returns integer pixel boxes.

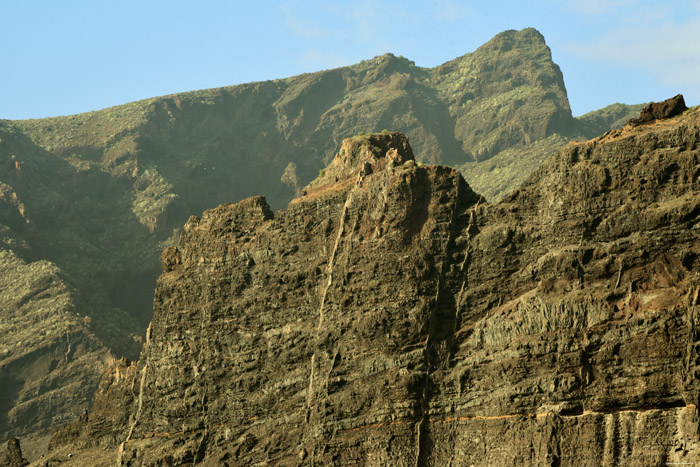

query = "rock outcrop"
[629,94,688,125]
[2,438,28,467]
[43,107,700,465]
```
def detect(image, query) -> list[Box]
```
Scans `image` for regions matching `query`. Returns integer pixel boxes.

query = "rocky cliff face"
[434,28,571,161]
[43,106,700,465]
[1,28,646,457]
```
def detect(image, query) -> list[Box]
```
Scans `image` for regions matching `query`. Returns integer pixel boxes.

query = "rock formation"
[42,104,700,465]
[2,438,28,467]
[629,94,688,126]
[0,29,646,458]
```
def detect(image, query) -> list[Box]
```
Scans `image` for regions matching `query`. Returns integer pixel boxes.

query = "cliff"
[0,28,644,458]
[42,104,700,465]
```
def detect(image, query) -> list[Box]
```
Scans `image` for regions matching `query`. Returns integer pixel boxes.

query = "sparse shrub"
[358,131,365,137]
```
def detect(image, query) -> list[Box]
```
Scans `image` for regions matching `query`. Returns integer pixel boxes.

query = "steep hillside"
[3,28,638,349]
[0,28,642,457]
[42,105,700,465]
[459,102,646,200]
[0,249,110,461]
[0,123,114,460]
[576,102,647,137]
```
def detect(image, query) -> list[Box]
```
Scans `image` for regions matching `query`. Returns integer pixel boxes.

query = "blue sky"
[2,0,699,120]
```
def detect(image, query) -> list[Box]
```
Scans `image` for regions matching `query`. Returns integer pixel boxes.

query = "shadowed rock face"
[1,29,646,458]
[0,248,110,462]
[2,438,28,467]
[44,113,700,465]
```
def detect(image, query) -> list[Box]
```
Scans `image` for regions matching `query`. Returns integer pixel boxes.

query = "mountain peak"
[489,27,546,46]
[302,132,414,195]
[0,30,647,461]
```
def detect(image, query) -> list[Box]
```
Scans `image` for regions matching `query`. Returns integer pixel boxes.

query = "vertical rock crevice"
[124,322,151,444]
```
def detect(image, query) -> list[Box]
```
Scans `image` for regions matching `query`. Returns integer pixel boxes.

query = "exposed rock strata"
[1,29,643,456]
[0,249,110,462]
[44,111,700,465]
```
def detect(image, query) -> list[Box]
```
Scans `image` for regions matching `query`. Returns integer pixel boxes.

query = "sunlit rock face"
[0,29,647,460]
[47,110,700,465]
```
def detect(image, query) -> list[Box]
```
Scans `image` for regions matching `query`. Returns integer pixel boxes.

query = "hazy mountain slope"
[457,102,646,200]
[0,250,110,461]
[432,28,572,161]
[0,122,116,461]
[576,101,648,138]
[0,121,155,352]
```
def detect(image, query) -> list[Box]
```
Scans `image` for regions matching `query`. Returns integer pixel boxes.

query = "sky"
[2,0,699,120]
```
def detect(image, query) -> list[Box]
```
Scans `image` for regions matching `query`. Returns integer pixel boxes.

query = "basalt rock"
[629,94,688,126]
[2,438,28,467]
[41,114,700,466]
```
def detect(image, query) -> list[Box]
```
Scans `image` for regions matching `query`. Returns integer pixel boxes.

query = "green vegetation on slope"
[575,102,647,138]
[458,134,571,200]
[0,248,109,460]
[0,120,154,356]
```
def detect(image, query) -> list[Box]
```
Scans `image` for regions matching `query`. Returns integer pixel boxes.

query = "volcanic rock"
[0,30,645,457]
[629,94,688,126]
[42,112,700,465]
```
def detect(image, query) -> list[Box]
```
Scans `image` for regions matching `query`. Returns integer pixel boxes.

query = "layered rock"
[0,248,110,461]
[1,29,644,456]
[44,109,700,465]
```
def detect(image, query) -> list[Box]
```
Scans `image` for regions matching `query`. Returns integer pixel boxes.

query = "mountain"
[39,102,700,465]
[0,28,643,459]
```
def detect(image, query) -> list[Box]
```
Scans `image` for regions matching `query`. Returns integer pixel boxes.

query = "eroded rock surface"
[629,94,688,126]
[2,438,28,467]
[0,249,110,462]
[42,116,700,465]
